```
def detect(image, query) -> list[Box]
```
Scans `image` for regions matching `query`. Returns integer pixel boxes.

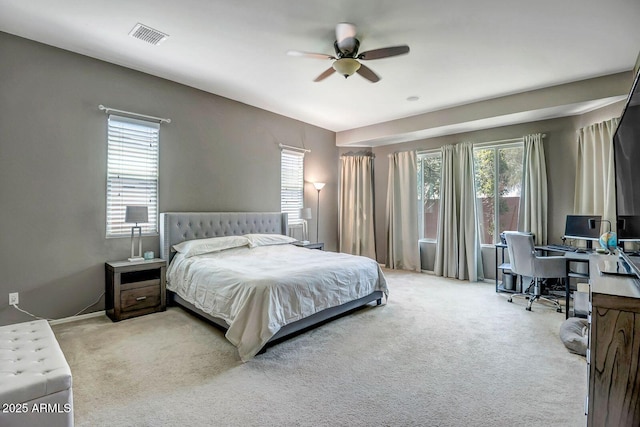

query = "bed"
[159,212,388,361]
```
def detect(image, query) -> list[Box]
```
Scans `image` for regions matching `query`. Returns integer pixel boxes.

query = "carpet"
[52,269,587,426]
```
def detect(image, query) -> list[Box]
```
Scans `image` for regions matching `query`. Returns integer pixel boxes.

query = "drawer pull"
[136,296,147,301]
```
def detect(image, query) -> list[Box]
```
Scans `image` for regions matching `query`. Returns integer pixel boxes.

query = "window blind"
[281,149,305,224]
[106,115,159,237]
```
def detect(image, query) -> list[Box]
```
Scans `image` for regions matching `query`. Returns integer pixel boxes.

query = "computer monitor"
[617,215,640,241]
[564,215,602,240]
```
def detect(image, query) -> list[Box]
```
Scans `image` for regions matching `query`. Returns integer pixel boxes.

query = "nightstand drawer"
[121,285,161,312]
[121,278,160,292]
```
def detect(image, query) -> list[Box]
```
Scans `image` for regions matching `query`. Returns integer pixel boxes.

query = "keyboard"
[546,244,577,252]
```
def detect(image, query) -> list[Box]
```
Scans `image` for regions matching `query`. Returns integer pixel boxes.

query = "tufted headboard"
[159,212,288,265]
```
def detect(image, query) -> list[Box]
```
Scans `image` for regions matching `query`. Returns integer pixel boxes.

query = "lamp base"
[128,256,145,262]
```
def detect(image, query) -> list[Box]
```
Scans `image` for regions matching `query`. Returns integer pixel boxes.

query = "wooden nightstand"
[105,259,166,321]
[293,242,324,250]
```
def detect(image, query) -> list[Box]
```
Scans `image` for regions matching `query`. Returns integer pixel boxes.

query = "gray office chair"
[504,232,565,312]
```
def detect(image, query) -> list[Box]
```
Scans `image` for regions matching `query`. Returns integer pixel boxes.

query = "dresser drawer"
[120,285,161,312]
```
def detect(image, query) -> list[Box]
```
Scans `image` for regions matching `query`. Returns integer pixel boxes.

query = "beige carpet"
[53,269,586,427]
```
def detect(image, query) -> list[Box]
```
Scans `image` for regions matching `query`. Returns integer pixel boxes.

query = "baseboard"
[49,310,105,326]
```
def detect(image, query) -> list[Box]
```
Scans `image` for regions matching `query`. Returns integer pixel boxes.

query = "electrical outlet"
[9,292,19,306]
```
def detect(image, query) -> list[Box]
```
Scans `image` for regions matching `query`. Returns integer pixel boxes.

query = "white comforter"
[167,244,388,361]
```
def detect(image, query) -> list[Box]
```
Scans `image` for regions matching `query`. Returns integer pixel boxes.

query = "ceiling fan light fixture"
[333,58,361,78]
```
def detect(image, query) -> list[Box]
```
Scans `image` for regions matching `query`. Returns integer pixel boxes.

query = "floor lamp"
[313,182,325,243]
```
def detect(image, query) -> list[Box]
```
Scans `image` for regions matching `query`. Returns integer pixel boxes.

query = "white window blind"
[281,149,305,224]
[106,115,159,237]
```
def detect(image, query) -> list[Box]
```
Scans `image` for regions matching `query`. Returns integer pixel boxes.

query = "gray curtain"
[518,133,549,245]
[574,118,619,232]
[434,143,484,281]
[386,150,420,271]
[339,154,376,259]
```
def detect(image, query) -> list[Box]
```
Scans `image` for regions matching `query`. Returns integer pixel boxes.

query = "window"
[280,149,304,224]
[418,151,442,240]
[473,142,524,245]
[106,115,159,237]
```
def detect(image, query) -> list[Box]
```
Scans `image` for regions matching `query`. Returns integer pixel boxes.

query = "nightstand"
[293,242,324,250]
[105,258,166,321]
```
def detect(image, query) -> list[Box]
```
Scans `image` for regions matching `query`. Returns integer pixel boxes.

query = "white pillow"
[173,235,250,258]
[244,233,297,248]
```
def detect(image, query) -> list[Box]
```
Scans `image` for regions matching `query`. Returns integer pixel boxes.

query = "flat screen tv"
[613,64,640,277]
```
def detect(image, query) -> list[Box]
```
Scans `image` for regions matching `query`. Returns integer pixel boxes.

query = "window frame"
[280,148,305,226]
[106,114,160,238]
[417,149,443,242]
[473,140,524,246]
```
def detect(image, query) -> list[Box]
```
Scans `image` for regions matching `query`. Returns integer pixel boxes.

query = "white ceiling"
[1,0,639,134]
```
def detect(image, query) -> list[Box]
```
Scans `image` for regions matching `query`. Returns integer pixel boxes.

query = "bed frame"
[159,212,384,351]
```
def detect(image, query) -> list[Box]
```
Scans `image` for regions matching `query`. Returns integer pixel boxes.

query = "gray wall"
[367,102,625,278]
[0,32,338,325]
[0,30,629,325]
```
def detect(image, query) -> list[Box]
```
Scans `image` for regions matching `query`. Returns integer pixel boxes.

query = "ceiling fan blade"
[356,64,380,83]
[314,67,336,82]
[358,45,410,60]
[287,50,335,60]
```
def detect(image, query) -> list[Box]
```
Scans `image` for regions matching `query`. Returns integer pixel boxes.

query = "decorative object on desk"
[313,182,325,242]
[588,218,617,251]
[299,207,312,242]
[598,231,617,252]
[125,205,148,262]
[143,251,154,260]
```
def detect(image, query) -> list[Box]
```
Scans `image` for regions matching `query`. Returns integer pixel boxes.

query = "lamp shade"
[332,58,361,77]
[313,182,326,191]
[300,208,312,220]
[125,206,148,224]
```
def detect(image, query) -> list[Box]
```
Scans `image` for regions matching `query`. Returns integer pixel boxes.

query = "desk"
[563,250,590,319]
[495,243,591,318]
[494,243,513,293]
[537,246,591,319]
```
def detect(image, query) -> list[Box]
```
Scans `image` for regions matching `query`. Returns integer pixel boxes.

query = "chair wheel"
[526,307,532,311]
[507,298,512,303]
[556,308,562,313]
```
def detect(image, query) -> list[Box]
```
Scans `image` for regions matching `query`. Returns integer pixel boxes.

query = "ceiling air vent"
[129,23,168,46]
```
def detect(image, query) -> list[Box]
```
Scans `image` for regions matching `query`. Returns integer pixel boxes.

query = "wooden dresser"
[587,255,640,426]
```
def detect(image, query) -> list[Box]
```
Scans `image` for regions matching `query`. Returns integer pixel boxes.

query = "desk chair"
[504,232,564,312]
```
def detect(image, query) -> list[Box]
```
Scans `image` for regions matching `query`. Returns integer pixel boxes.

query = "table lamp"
[125,206,148,262]
[299,207,312,243]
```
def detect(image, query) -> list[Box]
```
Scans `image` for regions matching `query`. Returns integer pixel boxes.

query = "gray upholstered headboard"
[160,212,288,265]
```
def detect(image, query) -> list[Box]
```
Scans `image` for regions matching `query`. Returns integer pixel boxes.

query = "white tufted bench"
[0,320,73,427]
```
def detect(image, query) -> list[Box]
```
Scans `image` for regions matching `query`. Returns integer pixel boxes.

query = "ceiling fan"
[287,22,410,83]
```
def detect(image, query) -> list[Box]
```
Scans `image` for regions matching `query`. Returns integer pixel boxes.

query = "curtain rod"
[474,134,546,147]
[279,143,310,153]
[340,151,375,158]
[99,105,171,124]
[417,134,548,154]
